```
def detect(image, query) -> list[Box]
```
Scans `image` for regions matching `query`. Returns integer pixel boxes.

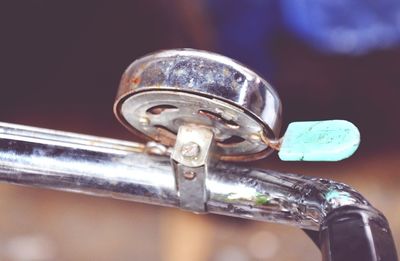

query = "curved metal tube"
[0,122,370,231]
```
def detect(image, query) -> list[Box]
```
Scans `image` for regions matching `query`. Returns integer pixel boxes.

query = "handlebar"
[0,122,397,260]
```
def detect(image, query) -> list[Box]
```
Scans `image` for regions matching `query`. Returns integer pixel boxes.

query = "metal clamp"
[171,125,214,213]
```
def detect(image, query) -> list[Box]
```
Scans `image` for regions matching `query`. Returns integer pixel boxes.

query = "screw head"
[181,142,200,158]
[183,171,197,180]
[139,117,150,126]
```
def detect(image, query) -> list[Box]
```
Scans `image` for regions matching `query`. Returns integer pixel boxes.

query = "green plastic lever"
[278,120,360,161]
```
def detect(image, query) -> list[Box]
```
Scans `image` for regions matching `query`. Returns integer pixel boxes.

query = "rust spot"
[198,110,239,129]
[131,76,141,85]
[147,104,178,115]
[121,73,130,86]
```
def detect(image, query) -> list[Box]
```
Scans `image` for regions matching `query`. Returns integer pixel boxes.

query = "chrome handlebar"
[1,121,397,260]
[0,121,369,231]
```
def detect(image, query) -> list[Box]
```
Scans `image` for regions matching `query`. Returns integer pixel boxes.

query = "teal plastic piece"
[278,120,360,161]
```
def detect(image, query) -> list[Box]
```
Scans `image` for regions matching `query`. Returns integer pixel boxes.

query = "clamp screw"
[181,142,200,158]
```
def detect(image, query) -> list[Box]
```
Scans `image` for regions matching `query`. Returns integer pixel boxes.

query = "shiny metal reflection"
[0,122,370,231]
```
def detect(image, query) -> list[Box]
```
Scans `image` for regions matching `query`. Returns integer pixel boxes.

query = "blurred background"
[0,1,399,260]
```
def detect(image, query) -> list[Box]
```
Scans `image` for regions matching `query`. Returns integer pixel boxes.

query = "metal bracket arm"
[171,125,214,213]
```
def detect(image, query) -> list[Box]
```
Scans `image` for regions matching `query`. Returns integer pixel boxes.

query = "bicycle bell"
[114,49,360,163]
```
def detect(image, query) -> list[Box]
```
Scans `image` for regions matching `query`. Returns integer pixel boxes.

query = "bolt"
[215,108,225,115]
[181,142,200,158]
[183,171,196,180]
[250,134,261,142]
[139,117,150,126]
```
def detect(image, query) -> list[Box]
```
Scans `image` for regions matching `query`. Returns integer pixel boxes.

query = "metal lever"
[277,120,360,161]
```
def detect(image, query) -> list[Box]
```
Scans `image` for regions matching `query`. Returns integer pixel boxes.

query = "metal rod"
[0,122,371,231]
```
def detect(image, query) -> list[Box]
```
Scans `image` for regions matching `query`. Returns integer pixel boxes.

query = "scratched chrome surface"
[0,122,370,231]
[114,49,282,161]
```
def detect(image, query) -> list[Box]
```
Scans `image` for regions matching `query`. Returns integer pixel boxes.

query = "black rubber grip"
[319,206,398,261]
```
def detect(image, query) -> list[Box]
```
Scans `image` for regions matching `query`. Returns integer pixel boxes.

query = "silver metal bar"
[0,122,370,231]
